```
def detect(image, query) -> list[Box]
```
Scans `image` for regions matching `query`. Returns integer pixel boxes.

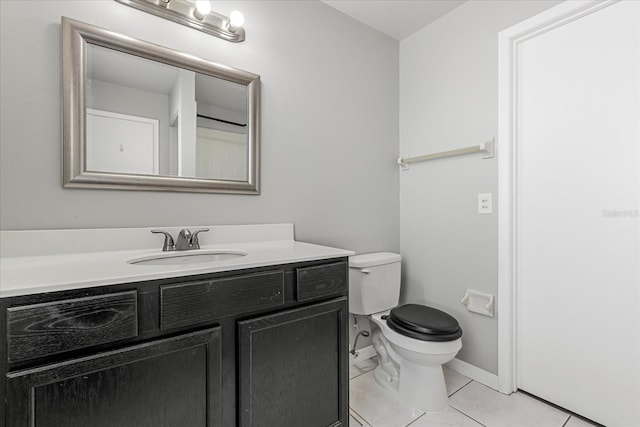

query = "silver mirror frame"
[61,17,260,194]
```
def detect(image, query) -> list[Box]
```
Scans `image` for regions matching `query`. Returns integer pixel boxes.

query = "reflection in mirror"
[85,44,249,181]
[195,75,248,181]
[62,17,260,194]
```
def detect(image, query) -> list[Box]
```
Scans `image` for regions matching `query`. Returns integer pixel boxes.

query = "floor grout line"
[447,377,474,399]
[448,378,473,396]
[349,372,373,383]
[450,405,488,427]
[349,363,377,381]
[404,413,426,427]
[349,406,371,427]
[349,370,368,381]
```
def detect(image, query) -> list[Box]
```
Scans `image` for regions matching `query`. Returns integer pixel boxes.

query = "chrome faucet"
[175,229,192,251]
[151,228,209,251]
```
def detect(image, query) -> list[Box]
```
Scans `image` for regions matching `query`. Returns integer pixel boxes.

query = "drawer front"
[7,291,138,363]
[296,262,348,302]
[160,270,285,330]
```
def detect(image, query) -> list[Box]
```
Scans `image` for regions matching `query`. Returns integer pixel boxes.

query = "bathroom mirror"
[62,17,260,194]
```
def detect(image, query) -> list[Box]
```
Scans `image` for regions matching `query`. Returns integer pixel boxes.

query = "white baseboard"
[446,358,500,391]
[348,345,376,365]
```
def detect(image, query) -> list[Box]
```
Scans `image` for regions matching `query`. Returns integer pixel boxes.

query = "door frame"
[496,0,619,394]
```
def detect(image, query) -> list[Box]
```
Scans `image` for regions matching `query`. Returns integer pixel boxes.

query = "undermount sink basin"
[128,250,247,266]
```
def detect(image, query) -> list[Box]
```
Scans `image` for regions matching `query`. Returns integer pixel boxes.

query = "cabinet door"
[238,298,348,427]
[6,328,221,427]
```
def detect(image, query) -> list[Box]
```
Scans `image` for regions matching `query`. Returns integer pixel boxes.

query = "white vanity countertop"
[0,224,355,298]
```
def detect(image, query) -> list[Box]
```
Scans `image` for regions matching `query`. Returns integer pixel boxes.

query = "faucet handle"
[190,228,210,249]
[151,230,175,251]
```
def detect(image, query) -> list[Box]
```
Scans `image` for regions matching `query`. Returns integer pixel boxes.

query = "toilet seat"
[385,304,462,342]
[370,311,461,355]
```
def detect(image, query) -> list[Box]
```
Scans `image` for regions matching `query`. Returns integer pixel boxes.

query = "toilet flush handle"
[360,269,371,274]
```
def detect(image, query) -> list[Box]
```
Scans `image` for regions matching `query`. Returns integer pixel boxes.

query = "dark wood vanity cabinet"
[0,258,348,427]
[238,298,347,427]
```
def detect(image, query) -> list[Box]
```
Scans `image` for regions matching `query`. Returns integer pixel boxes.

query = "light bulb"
[194,1,211,20]
[229,10,244,29]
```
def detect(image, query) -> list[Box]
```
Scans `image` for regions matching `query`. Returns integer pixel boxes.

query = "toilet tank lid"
[349,252,401,268]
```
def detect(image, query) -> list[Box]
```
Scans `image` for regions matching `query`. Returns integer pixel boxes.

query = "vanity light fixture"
[115,0,245,42]
[228,10,245,32]
[193,1,212,20]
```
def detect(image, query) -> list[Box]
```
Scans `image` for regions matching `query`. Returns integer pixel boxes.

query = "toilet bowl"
[369,311,462,412]
[349,253,462,413]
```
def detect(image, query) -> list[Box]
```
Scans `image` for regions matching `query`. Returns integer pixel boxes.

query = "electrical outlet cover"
[478,193,493,214]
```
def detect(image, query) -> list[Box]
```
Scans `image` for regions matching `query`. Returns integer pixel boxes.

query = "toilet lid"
[386,304,462,342]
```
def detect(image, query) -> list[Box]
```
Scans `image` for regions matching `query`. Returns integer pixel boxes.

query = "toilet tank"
[348,252,402,315]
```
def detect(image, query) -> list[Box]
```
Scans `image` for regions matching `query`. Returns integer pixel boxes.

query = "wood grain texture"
[7,291,138,363]
[6,327,222,427]
[238,297,349,427]
[296,262,348,302]
[160,270,284,330]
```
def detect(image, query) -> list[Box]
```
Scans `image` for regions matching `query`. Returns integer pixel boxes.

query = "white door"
[86,108,159,175]
[516,1,639,426]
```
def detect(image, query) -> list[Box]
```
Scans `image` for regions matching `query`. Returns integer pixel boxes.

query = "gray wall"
[0,0,399,254]
[399,0,561,374]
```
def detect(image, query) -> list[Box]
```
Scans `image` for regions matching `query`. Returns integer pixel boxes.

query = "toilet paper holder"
[461,290,494,317]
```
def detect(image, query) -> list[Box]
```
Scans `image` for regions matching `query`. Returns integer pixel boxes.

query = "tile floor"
[349,358,600,427]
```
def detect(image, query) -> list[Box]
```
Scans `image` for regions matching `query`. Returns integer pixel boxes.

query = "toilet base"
[370,329,452,413]
[398,360,449,413]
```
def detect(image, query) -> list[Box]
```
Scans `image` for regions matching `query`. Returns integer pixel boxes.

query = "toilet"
[349,252,462,413]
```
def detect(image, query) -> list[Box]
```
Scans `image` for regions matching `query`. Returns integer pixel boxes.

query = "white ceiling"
[321,0,467,40]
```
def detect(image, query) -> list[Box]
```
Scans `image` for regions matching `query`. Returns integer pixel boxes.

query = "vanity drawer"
[160,270,285,330]
[296,262,348,302]
[7,291,138,363]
